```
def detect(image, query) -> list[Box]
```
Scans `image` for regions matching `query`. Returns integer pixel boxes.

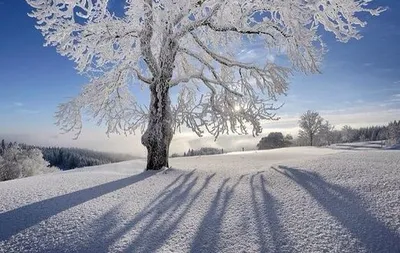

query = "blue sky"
[0,0,399,154]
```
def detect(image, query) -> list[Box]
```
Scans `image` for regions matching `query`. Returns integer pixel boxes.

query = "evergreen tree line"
[171,147,224,158]
[35,146,135,170]
[2,140,135,172]
[339,120,400,144]
[184,147,224,157]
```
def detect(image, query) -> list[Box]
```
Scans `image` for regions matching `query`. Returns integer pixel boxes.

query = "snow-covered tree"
[27,0,384,170]
[316,120,335,146]
[298,110,324,146]
[388,120,400,144]
[0,143,58,181]
[341,125,355,143]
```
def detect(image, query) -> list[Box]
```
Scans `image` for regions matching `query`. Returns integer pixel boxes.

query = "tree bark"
[141,82,173,170]
[141,32,177,170]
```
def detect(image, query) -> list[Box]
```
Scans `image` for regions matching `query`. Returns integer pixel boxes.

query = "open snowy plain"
[0,147,399,253]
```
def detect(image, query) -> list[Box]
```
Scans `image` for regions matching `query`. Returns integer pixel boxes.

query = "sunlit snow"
[1,147,399,252]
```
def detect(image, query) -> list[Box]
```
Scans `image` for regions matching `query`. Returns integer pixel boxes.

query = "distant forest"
[6,141,135,170]
[36,146,135,170]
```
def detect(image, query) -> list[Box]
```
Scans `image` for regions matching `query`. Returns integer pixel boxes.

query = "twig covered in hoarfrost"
[27,0,385,139]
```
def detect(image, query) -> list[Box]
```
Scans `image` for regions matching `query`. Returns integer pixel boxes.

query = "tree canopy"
[27,0,385,139]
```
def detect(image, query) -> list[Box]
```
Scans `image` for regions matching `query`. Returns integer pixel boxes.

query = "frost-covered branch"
[178,47,243,97]
[172,84,283,139]
[56,67,148,138]
[140,0,160,76]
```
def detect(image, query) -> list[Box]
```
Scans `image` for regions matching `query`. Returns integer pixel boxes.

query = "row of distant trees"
[0,140,135,181]
[36,146,135,171]
[171,147,223,158]
[257,111,400,150]
[297,111,399,146]
[172,113,400,154]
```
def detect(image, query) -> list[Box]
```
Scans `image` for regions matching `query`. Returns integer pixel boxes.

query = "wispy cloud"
[16,109,40,114]
[237,44,276,64]
[389,94,400,103]
[13,102,23,107]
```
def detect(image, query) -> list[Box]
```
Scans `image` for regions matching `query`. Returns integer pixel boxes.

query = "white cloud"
[237,45,276,64]
[13,102,23,107]
[266,54,275,63]
[16,109,40,114]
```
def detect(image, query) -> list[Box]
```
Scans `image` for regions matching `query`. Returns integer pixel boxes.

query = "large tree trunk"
[141,82,173,170]
[141,33,177,170]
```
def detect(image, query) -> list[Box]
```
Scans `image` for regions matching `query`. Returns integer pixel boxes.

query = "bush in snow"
[0,142,59,182]
[257,132,290,150]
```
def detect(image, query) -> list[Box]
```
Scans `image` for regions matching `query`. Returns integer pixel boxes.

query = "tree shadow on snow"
[189,175,244,253]
[249,172,294,253]
[62,171,293,253]
[66,170,216,253]
[272,165,400,253]
[0,171,153,242]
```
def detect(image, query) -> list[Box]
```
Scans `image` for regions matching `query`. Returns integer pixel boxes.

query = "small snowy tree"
[0,143,58,181]
[27,0,384,170]
[388,120,400,144]
[316,120,335,146]
[341,125,356,143]
[298,110,324,146]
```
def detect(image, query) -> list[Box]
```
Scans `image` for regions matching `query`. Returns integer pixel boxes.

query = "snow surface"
[329,141,386,150]
[1,147,399,253]
[329,141,400,151]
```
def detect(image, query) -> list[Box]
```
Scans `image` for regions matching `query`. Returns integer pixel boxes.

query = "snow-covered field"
[1,147,399,253]
[329,141,386,150]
